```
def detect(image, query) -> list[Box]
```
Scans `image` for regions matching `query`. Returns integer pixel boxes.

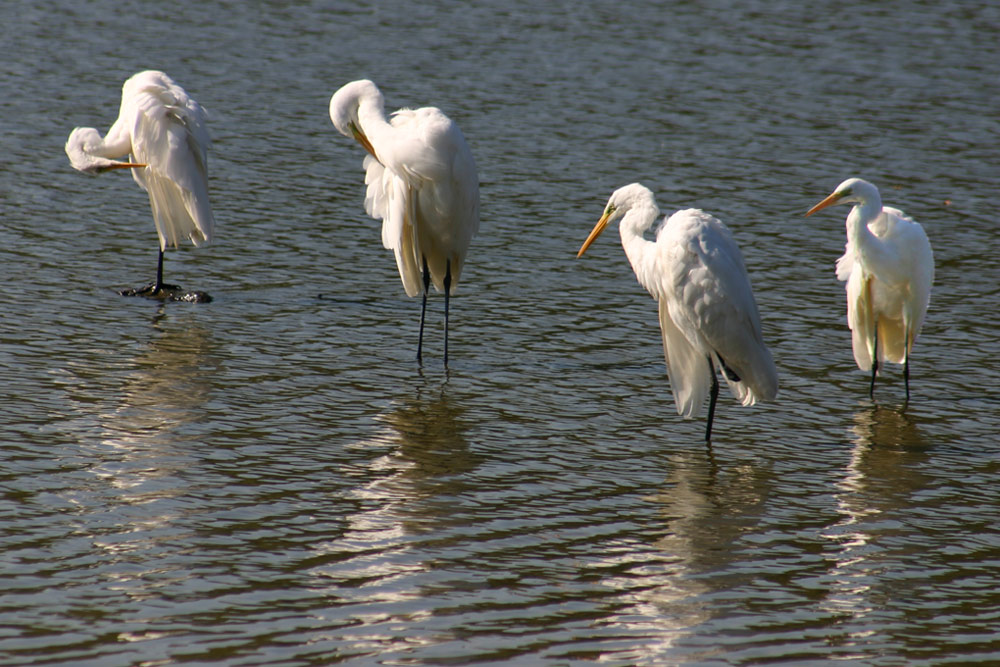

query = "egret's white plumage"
[578,183,778,441]
[807,178,934,398]
[65,70,214,295]
[329,79,479,363]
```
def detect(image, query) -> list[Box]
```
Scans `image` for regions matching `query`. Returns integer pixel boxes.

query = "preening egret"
[577,183,778,442]
[329,79,479,365]
[806,178,934,399]
[66,70,214,301]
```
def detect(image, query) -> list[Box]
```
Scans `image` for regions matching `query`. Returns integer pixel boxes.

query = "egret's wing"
[659,210,777,405]
[906,223,934,347]
[438,128,479,290]
[839,250,875,371]
[363,155,421,297]
[382,108,479,292]
[882,208,935,346]
[659,299,711,418]
[127,74,213,249]
[364,153,391,224]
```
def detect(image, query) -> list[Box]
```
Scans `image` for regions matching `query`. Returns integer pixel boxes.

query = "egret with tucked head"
[65,70,214,301]
[578,183,778,442]
[329,79,479,366]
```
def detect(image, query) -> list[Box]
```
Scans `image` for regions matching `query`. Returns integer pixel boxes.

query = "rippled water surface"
[2,1,1000,665]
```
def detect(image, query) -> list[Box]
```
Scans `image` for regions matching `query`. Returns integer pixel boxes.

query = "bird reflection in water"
[599,449,772,660]
[88,307,216,561]
[309,385,477,597]
[99,307,216,453]
[820,403,930,635]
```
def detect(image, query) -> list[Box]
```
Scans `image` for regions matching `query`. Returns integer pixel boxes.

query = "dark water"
[2,1,1000,665]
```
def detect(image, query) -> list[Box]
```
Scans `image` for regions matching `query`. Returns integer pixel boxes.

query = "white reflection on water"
[82,309,215,580]
[93,309,214,491]
[307,384,474,637]
[595,449,769,664]
[820,404,929,640]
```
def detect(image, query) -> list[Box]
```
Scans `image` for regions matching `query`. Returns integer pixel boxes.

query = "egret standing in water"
[806,178,934,400]
[65,70,215,301]
[329,79,479,366]
[577,183,778,442]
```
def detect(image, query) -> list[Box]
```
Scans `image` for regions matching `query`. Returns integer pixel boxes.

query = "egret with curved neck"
[65,70,214,301]
[807,178,934,400]
[578,183,778,442]
[330,79,479,366]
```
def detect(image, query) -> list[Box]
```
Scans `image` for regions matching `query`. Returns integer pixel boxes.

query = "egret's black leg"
[705,356,719,443]
[443,259,452,368]
[118,247,208,301]
[417,257,430,364]
[869,326,879,399]
[121,248,169,297]
[153,248,165,294]
[904,357,910,401]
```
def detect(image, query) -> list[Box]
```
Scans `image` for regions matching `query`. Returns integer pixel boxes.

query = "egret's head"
[577,183,655,258]
[65,127,145,174]
[329,79,382,157]
[806,177,878,216]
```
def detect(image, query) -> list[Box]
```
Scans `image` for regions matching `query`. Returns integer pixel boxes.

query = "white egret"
[329,79,479,365]
[66,70,214,300]
[806,178,934,400]
[578,183,778,442]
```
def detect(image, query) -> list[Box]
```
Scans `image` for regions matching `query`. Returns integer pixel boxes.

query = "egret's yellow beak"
[349,122,377,158]
[806,191,843,217]
[577,210,612,258]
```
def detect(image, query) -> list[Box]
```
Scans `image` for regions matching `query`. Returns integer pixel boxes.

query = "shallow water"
[2,1,1000,665]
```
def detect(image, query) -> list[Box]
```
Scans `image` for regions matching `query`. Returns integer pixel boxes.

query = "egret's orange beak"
[806,191,843,217]
[96,162,147,173]
[349,122,377,158]
[577,210,612,258]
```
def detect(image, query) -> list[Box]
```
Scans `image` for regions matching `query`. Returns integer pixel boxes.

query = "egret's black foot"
[119,283,211,303]
[119,282,181,297]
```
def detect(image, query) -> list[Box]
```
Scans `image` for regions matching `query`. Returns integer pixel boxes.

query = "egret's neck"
[357,97,391,138]
[845,193,896,276]
[618,202,661,297]
[846,195,882,247]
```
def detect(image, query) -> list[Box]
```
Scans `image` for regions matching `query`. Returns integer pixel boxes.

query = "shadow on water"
[849,402,929,452]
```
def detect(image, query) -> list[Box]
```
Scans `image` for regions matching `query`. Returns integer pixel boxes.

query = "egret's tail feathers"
[718,347,778,407]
